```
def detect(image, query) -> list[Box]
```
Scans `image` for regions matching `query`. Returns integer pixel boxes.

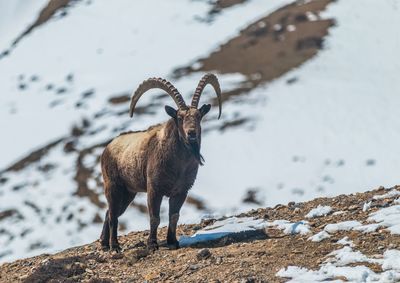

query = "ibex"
[100,74,222,251]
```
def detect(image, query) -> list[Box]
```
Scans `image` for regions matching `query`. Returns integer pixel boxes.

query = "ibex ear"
[199,104,211,117]
[165,105,177,118]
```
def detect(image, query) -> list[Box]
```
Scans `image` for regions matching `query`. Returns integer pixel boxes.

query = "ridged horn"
[191,73,222,119]
[129,78,187,117]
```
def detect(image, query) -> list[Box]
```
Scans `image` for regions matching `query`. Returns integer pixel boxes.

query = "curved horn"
[191,73,222,119]
[129,78,187,117]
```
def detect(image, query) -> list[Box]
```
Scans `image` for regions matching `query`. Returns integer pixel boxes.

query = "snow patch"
[267,220,311,235]
[382,250,400,271]
[277,264,382,283]
[278,246,400,282]
[180,216,311,247]
[328,246,378,266]
[373,189,400,200]
[337,236,354,247]
[354,223,382,233]
[324,221,362,233]
[363,201,372,212]
[306,205,333,218]
[179,217,264,247]
[308,231,330,242]
[367,205,400,234]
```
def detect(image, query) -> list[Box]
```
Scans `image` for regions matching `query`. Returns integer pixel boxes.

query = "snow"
[324,221,362,233]
[0,0,49,50]
[353,223,381,234]
[305,11,318,21]
[305,205,333,218]
[278,264,389,283]
[367,204,400,234]
[279,198,400,282]
[268,220,311,235]
[363,201,372,212]
[382,250,400,271]
[373,189,400,200]
[337,237,354,247]
[328,246,378,266]
[179,217,264,247]
[319,199,400,235]
[308,231,330,242]
[278,246,400,282]
[180,216,311,247]
[179,217,310,247]
[286,24,296,32]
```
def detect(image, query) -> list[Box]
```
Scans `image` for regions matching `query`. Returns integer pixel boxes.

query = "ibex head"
[129,74,222,163]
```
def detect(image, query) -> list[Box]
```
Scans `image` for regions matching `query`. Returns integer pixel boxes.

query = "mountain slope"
[2,186,400,282]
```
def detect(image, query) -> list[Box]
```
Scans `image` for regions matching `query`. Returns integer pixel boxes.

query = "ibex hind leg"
[102,185,136,252]
[100,210,111,250]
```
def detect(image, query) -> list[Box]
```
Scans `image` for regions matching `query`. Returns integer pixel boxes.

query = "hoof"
[101,244,110,252]
[111,244,121,253]
[147,241,159,252]
[167,240,180,250]
[100,240,110,251]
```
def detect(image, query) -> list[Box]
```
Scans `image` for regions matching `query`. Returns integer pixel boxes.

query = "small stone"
[143,271,159,280]
[197,248,211,260]
[132,241,146,248]
[111,253,124,260]
[189,264,200,270]
[201,218,214,226]
[125,248,149,264]
[85,268,94,274]
[348,205,358,211]
[192,225,202,231]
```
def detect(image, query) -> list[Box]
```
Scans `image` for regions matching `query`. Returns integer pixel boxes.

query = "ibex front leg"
[147,188,162,251]
[167,192,187,249]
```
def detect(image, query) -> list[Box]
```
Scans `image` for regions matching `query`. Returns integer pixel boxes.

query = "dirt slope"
[1,186,399,282]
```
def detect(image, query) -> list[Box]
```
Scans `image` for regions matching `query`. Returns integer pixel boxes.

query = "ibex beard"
[99,74,222,252]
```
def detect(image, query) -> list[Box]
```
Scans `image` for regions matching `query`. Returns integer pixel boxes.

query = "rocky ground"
[1,185,399,282]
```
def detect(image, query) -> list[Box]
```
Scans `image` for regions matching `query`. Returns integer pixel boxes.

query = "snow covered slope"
[0,0,399,263]
[199,0,400,212]
[0,0,49,50]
